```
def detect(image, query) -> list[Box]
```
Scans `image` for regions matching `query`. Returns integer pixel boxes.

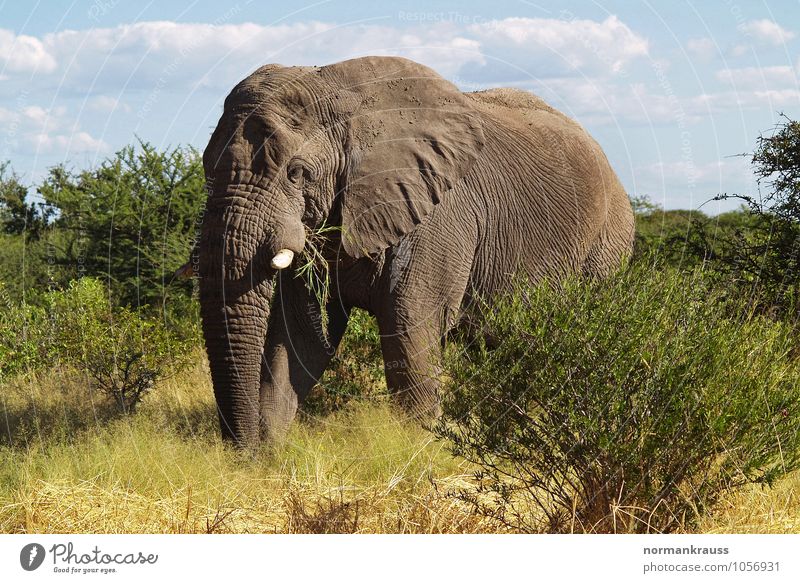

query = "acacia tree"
[0,163,55,303]
[0,162,48,238]
[716,116,800,311]
[38,140,206,310]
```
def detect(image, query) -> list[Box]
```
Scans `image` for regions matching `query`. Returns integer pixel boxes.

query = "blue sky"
[1,0,798,211]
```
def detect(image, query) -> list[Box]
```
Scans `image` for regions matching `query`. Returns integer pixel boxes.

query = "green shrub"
[1,278,191,413]
[631,195,756,272]
[47,278,191,414]
[302,308,386,417]
[37,141,205,310]
[437,265,800,533]
[0,292,52,379]
[713,116,800,313]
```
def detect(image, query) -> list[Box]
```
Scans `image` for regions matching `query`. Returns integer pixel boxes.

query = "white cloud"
[0,20,483,94]
[716,65,798,88]
[686,37,716,61]
[541,60,796,124]
[752,88,800,107]
[640,159,747,184]
[0,103,108,155]
[635,157,757,210]
[341,24,477,73]
[516,64,799,128]
[713,65,800,110]
[738,19,796,46]
[29,131,109,154]
[465,16,648,80]
[521,77,702,127]
[0,17,647,96]
[0,29,57,73]
[88,95,131,113]
[690,88,800,112]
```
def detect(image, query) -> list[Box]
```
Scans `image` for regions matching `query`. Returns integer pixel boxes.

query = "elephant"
[196,56,634,448]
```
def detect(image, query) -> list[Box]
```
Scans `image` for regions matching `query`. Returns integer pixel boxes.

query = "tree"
[39,140,206,310]
[0,161,47,238]
[0,163,55,303]
[715,115,800,311]
[631,195,757,271]
[48,278,191,414]
[1,277,192,413]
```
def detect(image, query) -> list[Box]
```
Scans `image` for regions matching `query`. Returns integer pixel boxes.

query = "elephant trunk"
[199,181,306,447]
[198,191,275,448]
[199,276,272,448]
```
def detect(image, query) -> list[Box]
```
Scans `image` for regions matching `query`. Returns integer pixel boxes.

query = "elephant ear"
[319,56,485,258]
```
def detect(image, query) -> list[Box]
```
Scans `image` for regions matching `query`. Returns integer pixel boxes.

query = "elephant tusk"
[270,249,295,270]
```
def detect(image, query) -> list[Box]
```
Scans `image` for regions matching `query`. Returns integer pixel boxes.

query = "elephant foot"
[392,383,442,423]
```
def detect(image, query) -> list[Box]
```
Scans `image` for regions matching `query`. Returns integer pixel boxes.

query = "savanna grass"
[0,356,489,533]
[3,265,800,533]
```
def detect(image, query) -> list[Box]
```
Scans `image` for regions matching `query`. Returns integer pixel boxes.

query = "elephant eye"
[287,161,305,185]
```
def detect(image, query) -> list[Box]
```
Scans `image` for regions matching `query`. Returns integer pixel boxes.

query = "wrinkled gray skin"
[198,56,634,448]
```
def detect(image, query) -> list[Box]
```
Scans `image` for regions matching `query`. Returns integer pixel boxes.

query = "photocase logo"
[20,543,46,571]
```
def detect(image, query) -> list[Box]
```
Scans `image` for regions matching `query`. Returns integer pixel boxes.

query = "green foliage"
[50,278,192,413]
[0,164,59,304]
[437,265,800,533]
[633,205,706,267]
[295,222,341,324]
[712,117,800,312]
[0,161,49,238]
[0,229,71,306]
[302,308,386,417]
[751,116,800,220]
[37,140,205,310]
[1,278,191,413]
[632,118,800,314]
[631,195,755,270]
[0,289,52,379]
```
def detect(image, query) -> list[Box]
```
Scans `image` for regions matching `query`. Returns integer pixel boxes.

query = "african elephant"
[197,56,634,448]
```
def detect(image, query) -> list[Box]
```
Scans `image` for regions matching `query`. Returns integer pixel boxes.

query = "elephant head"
[198,56,484,447]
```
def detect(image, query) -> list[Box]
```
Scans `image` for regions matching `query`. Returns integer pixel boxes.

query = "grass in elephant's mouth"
[0,353,798,533]
[296,222,341,325]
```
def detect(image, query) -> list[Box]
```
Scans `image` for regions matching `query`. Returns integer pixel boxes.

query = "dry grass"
[0,355,495,533]
[0,353,797,533]
[695,475,800,533]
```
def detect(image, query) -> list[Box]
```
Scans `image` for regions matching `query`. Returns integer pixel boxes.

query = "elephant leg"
[376,236,475,419]
[259,272,349,443]
[378,323,444,418]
